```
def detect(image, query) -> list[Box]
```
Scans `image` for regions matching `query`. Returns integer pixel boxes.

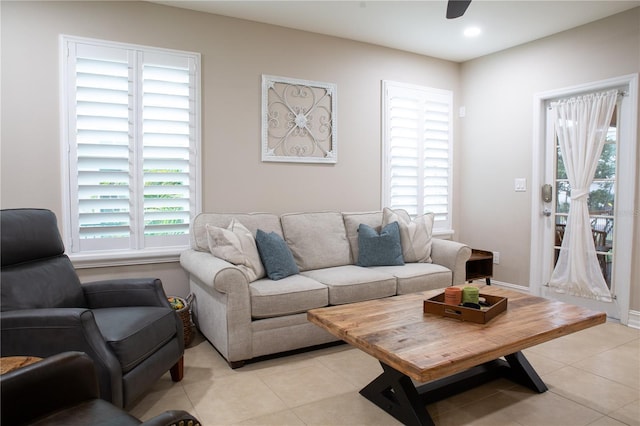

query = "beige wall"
[1,2,638,311]
[0,1,460,296]
[459,9,640,310]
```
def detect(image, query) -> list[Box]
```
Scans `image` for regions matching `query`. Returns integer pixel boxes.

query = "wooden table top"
[0,356,42,375]
[307,285,606,383]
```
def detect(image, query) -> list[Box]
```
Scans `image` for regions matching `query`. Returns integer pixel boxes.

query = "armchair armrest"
[81,280,185,374]
[1,352,202,426]
[83,278,170,308]
[0,351,99,426]
[1,308,123,406]
[430,238,472,286]
[1,308,115,361]
[142,410,202,426]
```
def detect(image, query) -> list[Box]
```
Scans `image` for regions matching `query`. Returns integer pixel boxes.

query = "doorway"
[530,74,637,324]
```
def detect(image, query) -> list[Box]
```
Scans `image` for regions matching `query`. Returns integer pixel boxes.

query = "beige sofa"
[180,210,471,367]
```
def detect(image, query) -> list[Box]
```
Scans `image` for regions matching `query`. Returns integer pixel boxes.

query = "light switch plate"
[514,178,527,192]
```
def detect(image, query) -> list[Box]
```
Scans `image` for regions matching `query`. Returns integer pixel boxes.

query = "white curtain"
[548,90,617,302]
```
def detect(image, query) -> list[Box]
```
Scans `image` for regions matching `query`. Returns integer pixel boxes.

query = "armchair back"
[1,209,86,311]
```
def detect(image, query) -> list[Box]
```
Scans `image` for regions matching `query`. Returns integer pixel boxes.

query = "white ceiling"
[151,0,639,62]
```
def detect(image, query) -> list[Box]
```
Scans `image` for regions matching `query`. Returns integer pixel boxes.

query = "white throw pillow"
[206,219,265,282]
[382,207,434,263]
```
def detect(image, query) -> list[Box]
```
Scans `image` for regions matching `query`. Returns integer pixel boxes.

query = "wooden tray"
[423,292,507,324]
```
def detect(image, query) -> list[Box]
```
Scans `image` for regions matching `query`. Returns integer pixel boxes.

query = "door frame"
[529,74,638,325]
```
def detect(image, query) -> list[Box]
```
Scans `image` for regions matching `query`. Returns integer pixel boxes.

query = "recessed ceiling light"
[464,27,482,37]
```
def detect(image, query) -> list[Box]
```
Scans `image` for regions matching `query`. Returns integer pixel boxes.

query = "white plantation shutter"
[63,36,200,257]
[141,54,194,247]
[73,44,131,250]
[382,81,453,231]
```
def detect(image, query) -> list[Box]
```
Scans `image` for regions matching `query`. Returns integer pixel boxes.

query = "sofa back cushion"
[280,212,351,271]
[342,211,383,263]
[192,213,282,252]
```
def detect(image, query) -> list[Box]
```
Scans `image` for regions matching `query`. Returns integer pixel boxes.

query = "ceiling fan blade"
[446,0,472,19]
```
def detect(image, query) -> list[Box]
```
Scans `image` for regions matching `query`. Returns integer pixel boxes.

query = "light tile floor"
[129,321,639,426]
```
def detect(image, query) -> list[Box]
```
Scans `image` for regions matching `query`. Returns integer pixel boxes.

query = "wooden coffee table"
[307,286,606,426]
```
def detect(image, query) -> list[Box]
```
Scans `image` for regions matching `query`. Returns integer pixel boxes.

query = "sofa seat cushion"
[281,212,351,271]
[369,263,452,294]
[301,265,396,305]
[250,275,328,319]
[92,307,177,373]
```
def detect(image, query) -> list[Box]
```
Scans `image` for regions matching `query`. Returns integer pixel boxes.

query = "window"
[382,81,453,233]
[61,36,200,265]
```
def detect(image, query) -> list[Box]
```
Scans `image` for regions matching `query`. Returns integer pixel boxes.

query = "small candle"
[444,287,462,305]
[462,286,480,304]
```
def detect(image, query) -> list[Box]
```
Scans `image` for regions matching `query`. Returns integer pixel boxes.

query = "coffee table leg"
[360,362,435,426]
[360,352,547,425]
[504,351,548,393]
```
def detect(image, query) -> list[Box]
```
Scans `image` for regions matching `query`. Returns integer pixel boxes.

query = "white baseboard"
[628,310,640,329]
[489,280,531,293]
[471,280,639,329]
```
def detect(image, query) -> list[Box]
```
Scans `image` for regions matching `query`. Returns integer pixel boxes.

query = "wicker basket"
[168,296,194,346]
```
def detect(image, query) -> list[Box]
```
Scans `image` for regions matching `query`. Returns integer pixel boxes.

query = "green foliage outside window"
[555,133,616,216]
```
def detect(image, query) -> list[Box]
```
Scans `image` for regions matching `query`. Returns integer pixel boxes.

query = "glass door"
[553,107,617,291]
[531,75,636,325]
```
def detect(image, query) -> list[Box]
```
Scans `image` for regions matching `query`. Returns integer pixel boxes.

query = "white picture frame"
[262,75,337,163]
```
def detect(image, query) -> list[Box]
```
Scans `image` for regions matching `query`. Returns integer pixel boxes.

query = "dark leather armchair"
[1,351,200,426]
[0,208,185,408]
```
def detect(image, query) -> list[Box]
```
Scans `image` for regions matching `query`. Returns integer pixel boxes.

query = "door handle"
[542,184,553,203]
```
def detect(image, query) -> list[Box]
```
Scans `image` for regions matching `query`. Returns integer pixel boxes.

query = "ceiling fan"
[446,0,472,19]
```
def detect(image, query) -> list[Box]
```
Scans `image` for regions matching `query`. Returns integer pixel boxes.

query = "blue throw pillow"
[357,221,404,267]
[255,229,300,280]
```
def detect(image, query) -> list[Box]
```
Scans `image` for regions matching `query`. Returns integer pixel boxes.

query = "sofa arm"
[180,249,253,364]
[180,250,249,294]
[430,239,472,286]
[83,278,170,308]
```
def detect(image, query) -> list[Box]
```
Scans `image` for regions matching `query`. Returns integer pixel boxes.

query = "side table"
[1,356,42,375]
[466,248,493,285]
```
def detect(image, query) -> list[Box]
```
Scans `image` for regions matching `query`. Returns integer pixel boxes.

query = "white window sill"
[434,228,455,239]
[69,247,187,269]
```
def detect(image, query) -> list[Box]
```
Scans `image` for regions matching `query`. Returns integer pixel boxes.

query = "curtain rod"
[547,90,627,109]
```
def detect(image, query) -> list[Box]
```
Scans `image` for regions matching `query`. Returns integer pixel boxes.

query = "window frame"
[381,80,454,236]
[60,35,201,268]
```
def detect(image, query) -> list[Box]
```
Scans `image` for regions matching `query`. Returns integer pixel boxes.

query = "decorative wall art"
[262,75,337,163]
